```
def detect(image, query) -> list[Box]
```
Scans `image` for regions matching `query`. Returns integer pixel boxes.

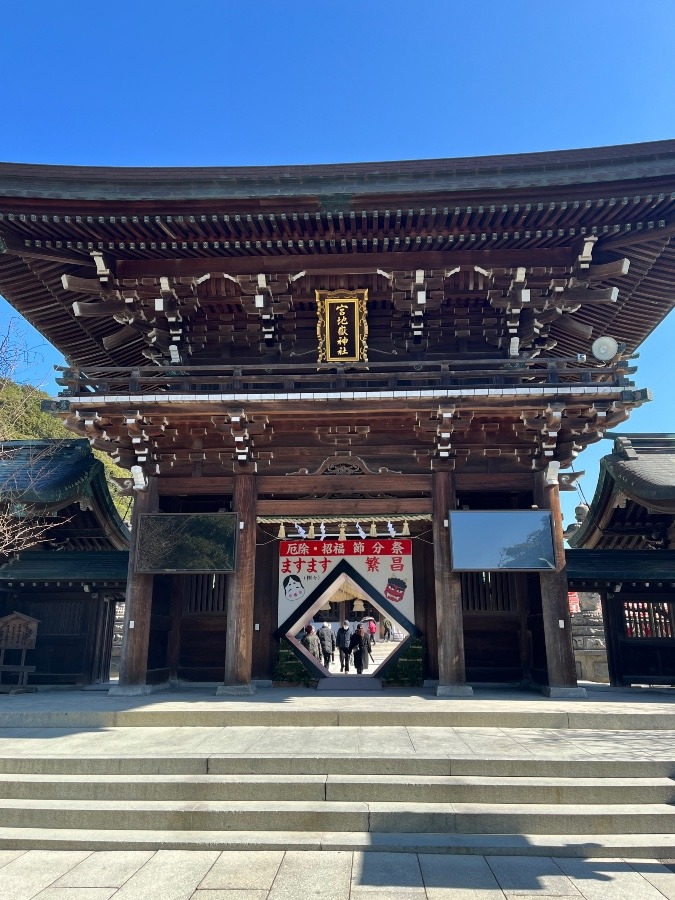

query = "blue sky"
[1,0,674,526]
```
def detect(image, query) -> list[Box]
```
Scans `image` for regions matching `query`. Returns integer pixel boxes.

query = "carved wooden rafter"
[61,269,299,362]
[289,454,401,477]
[60,246,631,367]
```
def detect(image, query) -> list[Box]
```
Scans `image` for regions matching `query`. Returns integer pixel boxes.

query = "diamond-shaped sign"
[275,559,421,679]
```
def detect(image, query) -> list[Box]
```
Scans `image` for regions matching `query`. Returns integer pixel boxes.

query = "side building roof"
[0,439,130,550]
[568,434,675,550]
[0,550,128,583]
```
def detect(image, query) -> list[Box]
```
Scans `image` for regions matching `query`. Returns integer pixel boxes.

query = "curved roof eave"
[1,140,674,203]
[567,458,617,549]
[569,442,675,548]
[0,439,130,548]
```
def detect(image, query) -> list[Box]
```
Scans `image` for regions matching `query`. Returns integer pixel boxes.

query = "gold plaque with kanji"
[316,290,368,364]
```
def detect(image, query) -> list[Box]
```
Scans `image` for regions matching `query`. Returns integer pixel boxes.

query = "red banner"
[280,539,412,557]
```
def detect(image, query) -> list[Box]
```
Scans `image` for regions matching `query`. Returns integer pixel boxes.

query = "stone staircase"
[0,701,674,857]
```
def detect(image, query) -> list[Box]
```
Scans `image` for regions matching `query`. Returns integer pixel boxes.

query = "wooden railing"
[55,357,635,398]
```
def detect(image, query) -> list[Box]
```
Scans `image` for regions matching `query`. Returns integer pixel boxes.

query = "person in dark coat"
[301,624,322,661]
[317,621,336,668]
[336,620,352,672]
[349,624,372,675]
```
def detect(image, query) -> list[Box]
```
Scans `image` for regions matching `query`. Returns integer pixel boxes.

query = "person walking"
[336,620,352,672]
[317,621,336,669]
[383,618,392,642]
[301,624,322,661]
[368,618,377,643]
[349,623,372,675]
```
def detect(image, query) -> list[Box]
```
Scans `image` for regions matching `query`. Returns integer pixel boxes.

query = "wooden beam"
[116,248,575,280]
[62,274,108,293]
[562,286,618,304]
[157,477,235,495]
[586,259,630,281]
[0,232,94,267]
[598,218,675,250]
[72,300,127,318]
[256,474,432,494]
[454,473,535,492]
[256,498,432,515]
[554,317,594,340]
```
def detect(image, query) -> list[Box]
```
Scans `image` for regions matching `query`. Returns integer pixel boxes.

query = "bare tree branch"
[0,320,70,561]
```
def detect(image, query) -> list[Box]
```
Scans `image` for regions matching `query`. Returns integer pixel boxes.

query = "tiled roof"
[0,550,128,582]
[0,440,97,503]
[0,439,130,548]
[0,140,674,202]
[566,549,675,583]
[568,434,675,549]
[603,435,675,502]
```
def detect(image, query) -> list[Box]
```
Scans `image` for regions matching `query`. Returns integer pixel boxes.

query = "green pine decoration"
[381,638,424,687]
[272,639,315,686]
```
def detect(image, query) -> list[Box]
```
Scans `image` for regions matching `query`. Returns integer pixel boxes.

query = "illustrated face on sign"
[384,577,407,603]
[283,574,305,602]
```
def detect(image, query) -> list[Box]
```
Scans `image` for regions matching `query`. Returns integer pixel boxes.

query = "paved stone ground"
[0,849,673,899]
[2,683,675,714]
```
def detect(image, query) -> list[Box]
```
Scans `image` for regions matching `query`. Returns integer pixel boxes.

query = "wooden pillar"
[166,576,183,682]
[117,477,158,692]
[599,590,619,687]
[433,470,472,696]
[220,472,257,693]
[515,573,533,685]
[535,471,586,697]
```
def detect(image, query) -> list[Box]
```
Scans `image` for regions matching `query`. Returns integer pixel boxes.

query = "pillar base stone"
[436,684,474,697]
[542,685,588,699]
[216,683,257,696]
[108,682,171,697]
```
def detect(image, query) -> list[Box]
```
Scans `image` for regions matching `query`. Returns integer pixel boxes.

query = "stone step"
[0,754,672,778]
[0,798,673,834]
[316,677,382,691]
[0,827,673,857]
[1,707,674,729]
[0,773,672,805]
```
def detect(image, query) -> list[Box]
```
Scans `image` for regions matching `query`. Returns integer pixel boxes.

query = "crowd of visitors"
[301,616,396,674]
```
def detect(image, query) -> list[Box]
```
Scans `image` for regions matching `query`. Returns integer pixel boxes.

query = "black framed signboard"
[134,513,237,573]
[449,510,556,571]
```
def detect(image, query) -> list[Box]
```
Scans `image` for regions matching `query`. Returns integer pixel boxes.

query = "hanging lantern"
[402,520,410,536]
[338,521,346,541]
[277,521,286,539]
[308,521,315,539]
[369,521,377,537]
[352,599,365,613]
